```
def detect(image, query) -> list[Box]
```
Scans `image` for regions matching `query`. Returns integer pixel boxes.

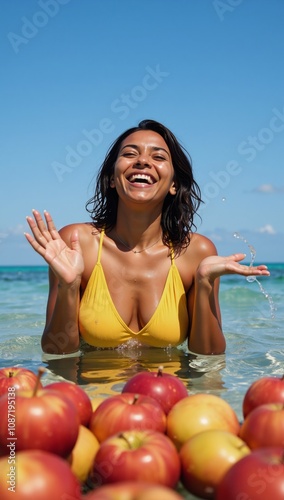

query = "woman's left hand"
[196,253,270,283]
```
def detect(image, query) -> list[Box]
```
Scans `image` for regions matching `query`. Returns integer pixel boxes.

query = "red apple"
[0,449,81,499]
[0,369,80,457]
[216,447,284,500]
[89,429,181,489]
[180,429,251,499]
[89,393,167,442]
[84,481,184,499]
[239,403,284,449]
[243,375,284,418]
[0,366,42,396]
[166,393,240,450]
[121,366,188,414]
[44,381,93,427]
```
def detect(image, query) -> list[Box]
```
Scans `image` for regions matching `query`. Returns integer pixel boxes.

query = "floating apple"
[45,381,93,427]
[89,392,167,442]
[84,481,184,499]
[121,366,188,414]
[0,449,82,500]
[166,393,240,450]
[89,429,181,489]
[180,429,251,499]
[0,366,42,396]
[239,403,284,449]
[216,447,284,500]
[68,424,100,483]
[0,369,80,457]
[243,375,284,418]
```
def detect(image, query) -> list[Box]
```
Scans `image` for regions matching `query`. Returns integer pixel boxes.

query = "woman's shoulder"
[59,222,99,245]
[187,232,218,258]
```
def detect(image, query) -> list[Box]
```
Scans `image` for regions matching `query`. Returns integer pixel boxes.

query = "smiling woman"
[24,119,270,357]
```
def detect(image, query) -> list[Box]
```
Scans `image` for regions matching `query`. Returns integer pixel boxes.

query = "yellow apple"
[180,429,251,499]
[68,424,100,483]
[166,393,240,450]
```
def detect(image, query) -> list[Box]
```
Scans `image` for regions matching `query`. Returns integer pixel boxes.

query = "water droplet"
[222,197,226,202]
[233,231,275,318]
[246,276,256,283]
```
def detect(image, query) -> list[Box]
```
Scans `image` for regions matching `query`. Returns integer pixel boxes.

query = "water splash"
[233,232,256,268]
[233,232,276,318]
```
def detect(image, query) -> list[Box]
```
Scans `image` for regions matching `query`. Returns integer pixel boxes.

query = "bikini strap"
[97,228,105,264]
[169,241,175,264]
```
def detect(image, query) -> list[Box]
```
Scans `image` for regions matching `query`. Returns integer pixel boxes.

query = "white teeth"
[128,174,154,184]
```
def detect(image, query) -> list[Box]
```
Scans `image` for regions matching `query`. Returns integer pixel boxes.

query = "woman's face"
[111,130,176,206]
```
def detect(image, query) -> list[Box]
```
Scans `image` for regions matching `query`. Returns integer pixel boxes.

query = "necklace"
[114,231,161,254]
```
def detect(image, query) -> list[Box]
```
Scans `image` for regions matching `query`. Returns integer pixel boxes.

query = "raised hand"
[25,210,84,286]
[197,253,270,282]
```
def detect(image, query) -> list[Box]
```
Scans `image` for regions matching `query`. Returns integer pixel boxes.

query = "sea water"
[0,263,283,498]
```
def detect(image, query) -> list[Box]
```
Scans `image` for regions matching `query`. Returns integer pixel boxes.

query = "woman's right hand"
[25,210,84,286]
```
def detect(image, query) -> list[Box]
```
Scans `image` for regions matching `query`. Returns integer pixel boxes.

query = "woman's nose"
[135,154,150,166]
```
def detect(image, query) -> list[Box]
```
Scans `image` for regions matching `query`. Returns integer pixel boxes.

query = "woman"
[25,119,269,356]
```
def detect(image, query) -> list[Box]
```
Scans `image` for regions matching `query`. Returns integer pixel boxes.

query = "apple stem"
[118,433,133,449]
[8,371,15,378]
[157,366,164,377]
[132,394,140,405]
[32,367,45,397]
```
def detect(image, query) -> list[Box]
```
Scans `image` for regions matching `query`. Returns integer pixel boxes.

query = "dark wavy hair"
[86,119,203,254]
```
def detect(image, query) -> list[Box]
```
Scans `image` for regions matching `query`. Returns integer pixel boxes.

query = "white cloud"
[258,224,276,235]
[253,184,284,194]
[9,224,26,235]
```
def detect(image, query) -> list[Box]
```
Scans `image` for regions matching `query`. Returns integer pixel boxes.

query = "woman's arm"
[187,237,270,355]
[41,267,81,354]
[188,272,225,355]
[25,210,84,354]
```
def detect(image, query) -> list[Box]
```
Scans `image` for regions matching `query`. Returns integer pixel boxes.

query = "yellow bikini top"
[79,230,189,348]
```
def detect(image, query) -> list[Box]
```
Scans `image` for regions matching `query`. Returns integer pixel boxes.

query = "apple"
[166,393,240,450]
[243,375,284,418]
[180,429,251,499]
[44,381,93,427]
[216,447,284,500]
[89,393,167,442]
[89,429,181,489]
[68,424,100,483]
[0,366,42,396]
[239,403,284,449]
[84,481,184,499]
[0,369,80,457]
[0,449,81,499]
[121,366,188,414]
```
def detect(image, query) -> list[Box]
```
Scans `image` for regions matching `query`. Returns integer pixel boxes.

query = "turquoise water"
[0,264,283,497]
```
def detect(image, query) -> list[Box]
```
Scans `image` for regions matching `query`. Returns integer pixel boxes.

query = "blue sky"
[1,0,284,265]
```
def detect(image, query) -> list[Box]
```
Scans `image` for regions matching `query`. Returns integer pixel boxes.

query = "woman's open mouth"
[127,173,156,185]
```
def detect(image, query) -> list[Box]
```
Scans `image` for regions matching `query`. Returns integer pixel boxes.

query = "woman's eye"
[123,152,136,157]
